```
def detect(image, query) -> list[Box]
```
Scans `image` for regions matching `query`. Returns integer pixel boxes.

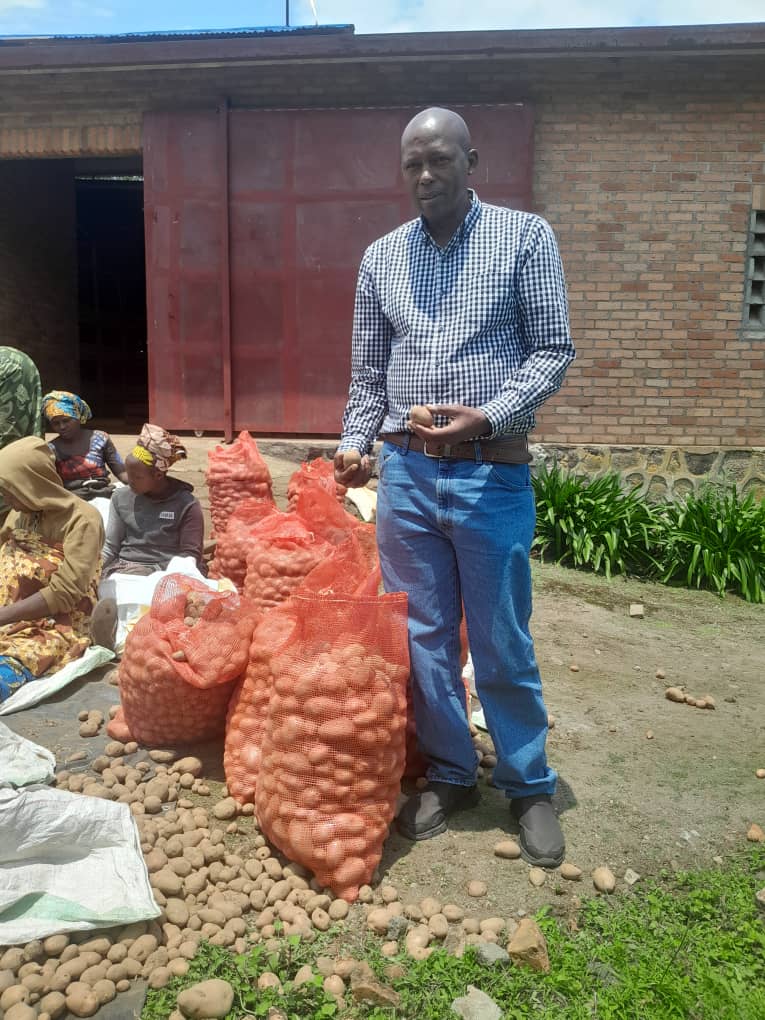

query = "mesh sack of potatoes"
[292,480,362,547]
[224,600,299,804]
[286,456,347,508]
[298,525,381,598]
[242,513,333,613]
[225,532,383,802]
[206,431,273,537]
[111,575,259,745]
[254,591,409,902]
[208,495,278,588]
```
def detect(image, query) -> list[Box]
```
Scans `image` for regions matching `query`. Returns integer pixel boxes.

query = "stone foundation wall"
[529,445,765,502]
[108,435,765,507]
[255,439,765,502]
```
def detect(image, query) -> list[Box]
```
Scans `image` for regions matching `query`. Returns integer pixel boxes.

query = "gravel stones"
[475,943,511,967]
[507,918,550,973]
[451,985,503,1020]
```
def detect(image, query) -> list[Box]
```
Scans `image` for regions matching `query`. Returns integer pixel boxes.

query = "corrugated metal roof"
[0,24,352,45]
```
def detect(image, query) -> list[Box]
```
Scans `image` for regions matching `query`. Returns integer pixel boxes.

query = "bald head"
[399,107,478,244]
[401,107,472,155]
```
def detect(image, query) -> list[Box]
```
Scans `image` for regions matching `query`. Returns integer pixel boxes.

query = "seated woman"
[0,436,106,702]
[102,424,205,578]
[44,390,128,499]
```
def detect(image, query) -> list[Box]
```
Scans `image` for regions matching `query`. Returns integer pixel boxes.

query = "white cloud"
[307,0,765,32]
[0,0,46,11]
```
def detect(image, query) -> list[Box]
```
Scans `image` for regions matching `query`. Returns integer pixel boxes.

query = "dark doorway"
[75,161,148,425]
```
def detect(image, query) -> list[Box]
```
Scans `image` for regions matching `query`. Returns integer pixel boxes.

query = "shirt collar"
[417,189,482,251]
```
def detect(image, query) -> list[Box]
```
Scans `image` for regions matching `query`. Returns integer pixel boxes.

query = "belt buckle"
[423,440,451,459]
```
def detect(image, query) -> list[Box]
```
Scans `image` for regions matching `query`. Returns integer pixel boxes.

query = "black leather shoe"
[511,794,565,867]
[397,781,480,841]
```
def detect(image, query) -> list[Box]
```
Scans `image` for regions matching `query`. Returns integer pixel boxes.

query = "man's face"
[401,127,475,226]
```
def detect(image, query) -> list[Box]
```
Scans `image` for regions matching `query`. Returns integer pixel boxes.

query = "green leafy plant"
[655,485,765,603]
[531,463,658,579]
[531,464,765,603]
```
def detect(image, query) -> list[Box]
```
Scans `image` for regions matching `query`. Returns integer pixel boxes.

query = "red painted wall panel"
[144,104,533,434]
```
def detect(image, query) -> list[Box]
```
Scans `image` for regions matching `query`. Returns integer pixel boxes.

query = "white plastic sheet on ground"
[99,555,227,655]
[0,645,115,716]
[0,785,160,944]
[0,722,55,786]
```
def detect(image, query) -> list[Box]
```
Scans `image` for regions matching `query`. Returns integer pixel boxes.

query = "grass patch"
[143,849,765,1019]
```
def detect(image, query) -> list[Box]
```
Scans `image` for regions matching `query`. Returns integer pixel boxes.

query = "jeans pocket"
[377,444,399,481]
[488,462,532,492]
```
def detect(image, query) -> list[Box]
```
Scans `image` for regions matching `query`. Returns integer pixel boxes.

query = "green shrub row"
[531,464,765,603]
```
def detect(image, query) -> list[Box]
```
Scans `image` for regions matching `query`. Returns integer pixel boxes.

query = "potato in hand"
[408,405,434,427]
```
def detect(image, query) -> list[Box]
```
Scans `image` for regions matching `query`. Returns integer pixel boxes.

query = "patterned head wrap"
[42,390,92,425]
[131,423,187,474]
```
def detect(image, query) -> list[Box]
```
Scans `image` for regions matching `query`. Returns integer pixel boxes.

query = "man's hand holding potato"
[333,449,372,488]
[407,404,491,445]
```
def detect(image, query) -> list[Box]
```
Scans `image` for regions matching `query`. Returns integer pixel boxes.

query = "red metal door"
[144,111,226,431]
[144,104,533,435]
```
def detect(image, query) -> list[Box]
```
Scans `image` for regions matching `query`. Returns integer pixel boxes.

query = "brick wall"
[525,58,765,448]
[0,47,763,447]
[0,161,79,390]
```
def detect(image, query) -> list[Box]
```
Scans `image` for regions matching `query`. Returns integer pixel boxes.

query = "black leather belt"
[381,432,531,464]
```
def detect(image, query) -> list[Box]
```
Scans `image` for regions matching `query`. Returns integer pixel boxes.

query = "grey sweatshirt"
[102,478,204,571]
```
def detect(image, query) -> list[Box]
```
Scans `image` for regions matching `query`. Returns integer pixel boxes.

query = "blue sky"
[0,0,762,37]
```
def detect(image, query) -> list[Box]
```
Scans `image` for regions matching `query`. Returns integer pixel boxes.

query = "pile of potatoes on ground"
[0,721,616,1018]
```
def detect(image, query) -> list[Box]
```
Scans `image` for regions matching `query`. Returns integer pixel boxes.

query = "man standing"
[334,107,575,867]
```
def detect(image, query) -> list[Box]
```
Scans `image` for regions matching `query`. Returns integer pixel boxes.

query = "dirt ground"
[379,562,765,923]
[6,560,764,943]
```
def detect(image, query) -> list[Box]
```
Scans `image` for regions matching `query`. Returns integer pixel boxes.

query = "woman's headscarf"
[131,423,187,474]
[42,390,92,425]
[0,347,43,446]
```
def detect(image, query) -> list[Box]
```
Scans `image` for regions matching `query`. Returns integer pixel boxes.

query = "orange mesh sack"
[299,526,381,598]
[287,457,346,508]
[209,496,278,588]
[113,575,259,746]
[293,482,362,548]
[243,514,331,613]
[255,592,409,902]
[206,431,273,537]
[224,600,299,803]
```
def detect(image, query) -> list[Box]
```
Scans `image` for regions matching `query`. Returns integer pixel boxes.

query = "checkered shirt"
[339,192,575,454]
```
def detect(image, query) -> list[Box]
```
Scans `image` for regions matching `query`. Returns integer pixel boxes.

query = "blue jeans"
[376,441,556,799]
